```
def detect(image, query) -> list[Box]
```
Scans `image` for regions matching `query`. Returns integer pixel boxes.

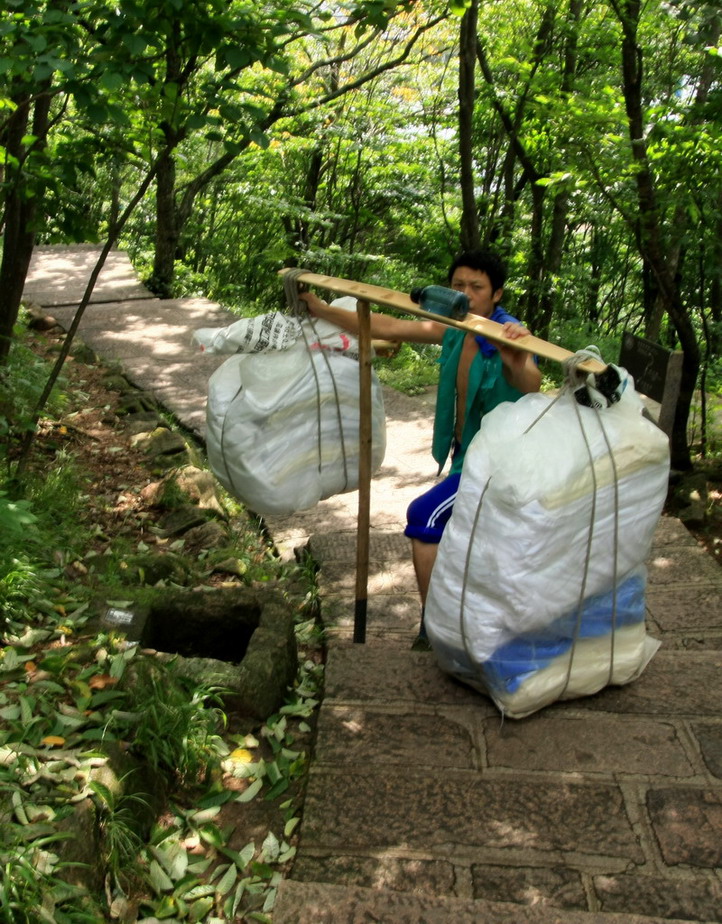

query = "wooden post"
[354,298,372,644]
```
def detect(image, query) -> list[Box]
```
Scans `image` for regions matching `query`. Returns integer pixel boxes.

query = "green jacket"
[431,325,525,474]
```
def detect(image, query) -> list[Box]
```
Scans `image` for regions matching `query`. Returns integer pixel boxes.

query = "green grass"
[374,341,440,395]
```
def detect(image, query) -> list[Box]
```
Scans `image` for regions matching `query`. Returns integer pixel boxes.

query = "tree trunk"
[711,195,722,325]
[616,0,697,470]
[149,148,179,298]
[536,188,570,339]
[458,0,480,251]
[0,88,52,364]
[523,182,547,328]
[585,223,603,326]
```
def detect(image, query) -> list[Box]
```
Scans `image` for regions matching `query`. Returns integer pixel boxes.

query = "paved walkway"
[24,246,722,923]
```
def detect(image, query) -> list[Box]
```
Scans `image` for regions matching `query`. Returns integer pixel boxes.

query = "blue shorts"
[404,472,462,544]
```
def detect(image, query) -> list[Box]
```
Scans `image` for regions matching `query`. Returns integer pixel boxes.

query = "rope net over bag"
[193,270,386,518]
[425,348,670,719]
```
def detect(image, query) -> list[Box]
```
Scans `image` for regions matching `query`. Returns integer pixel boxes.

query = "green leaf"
[199,823,224,847]
[189,805,221,825]
[19,696,33,725]
[151,838,189,881]
[236,778,263,803]
[264,777,289,801]
[262,886,277,912]
[196,789,237,810]
[122,33,147,55]
[99,71,125,92]
[265,56,288,76]
[152,893,180,918]
[283,816,300,838]
[249,130,270,150]
[188,896,214,922]
[186,113,208,130]
[182,884,216,900]
[250,861,274,880]
[149,858,174,894]
[89,781,113,807]
[222,46,251,69]
[230,878,247,917]
[260,831,279,862]
[215,862,237,896]
[220,840,255,871]
[278,845,296,864]
[265,761,281,785]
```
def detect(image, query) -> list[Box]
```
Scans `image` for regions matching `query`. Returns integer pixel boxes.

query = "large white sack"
[430,565,660,718]
[425,369,669,717]
[203,312,386,517]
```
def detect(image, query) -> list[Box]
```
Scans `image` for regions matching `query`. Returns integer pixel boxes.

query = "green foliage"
[0,556,39,635]
[0,318,324,924]
[0,826,102,923]
[0,488,40,632]
[0,330,69,450]
[90,783,148,884]
[120,659,226,785]
[375,341,440,395]
[543,318,623,388]
[0,492,36,538]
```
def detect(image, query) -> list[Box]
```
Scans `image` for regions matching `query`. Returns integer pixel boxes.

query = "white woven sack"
[204,315,385,517]
[425,370,669,717]
[194,309,358,356]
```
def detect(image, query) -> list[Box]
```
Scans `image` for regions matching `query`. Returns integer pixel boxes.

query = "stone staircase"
[271,517,722,923]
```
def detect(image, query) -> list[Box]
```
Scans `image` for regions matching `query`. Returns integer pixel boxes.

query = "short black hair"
[447,249,507,292]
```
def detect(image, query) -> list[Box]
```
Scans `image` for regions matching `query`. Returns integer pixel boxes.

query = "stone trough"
[101,586,298,720]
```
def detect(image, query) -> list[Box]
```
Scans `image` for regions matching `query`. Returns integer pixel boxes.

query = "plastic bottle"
[409,285,469,321]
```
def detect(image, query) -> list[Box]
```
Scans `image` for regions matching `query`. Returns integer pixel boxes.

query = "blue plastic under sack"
[481,573,646,696]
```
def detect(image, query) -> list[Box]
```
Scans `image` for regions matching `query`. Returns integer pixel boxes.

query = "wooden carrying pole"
[278,268,607,374]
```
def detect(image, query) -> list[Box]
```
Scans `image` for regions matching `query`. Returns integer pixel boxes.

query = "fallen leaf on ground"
[88,674,119,689]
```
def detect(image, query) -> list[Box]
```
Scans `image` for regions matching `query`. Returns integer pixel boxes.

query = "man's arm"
[497,322,543,393]
[299,291,446,345]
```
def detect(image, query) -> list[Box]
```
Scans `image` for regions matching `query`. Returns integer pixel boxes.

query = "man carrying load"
[300,249,541,646]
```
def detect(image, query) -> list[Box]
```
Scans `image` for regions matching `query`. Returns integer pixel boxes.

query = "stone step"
[273,880,701,923]
[285,644,722,922]
[323,643,722,716]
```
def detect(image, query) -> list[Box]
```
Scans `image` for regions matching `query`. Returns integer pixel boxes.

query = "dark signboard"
[619,332,672,403]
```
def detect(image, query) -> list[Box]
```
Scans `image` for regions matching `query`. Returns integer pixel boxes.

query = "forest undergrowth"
[0,320,324,923]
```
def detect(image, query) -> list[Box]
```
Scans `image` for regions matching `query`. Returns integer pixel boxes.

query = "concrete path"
[24,246,722,923]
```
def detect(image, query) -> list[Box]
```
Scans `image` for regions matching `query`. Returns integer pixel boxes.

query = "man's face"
[449,267,502,318]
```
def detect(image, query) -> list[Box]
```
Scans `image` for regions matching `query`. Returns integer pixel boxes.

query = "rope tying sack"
[458,348,622,700]
[428,346,667,719]
[200,270,386,517]
[282,267,350,489]
[560,349,622,696]
[281,267,309,317]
